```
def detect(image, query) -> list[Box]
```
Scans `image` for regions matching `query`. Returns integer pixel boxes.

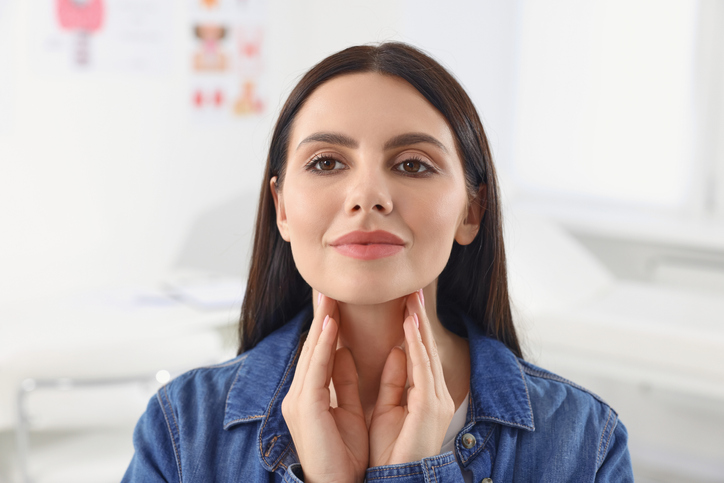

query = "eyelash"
[304,154,437,177]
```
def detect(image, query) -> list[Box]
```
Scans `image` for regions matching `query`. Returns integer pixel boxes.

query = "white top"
[440,392,473,483]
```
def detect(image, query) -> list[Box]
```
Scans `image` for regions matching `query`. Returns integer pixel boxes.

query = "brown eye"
[320,159,336,170]
[403,160,420,172]
[310,156,345,172]
[397,158,429,174]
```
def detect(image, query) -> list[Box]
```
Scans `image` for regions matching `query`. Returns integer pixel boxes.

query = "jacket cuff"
[365,452,463,482]
[283,463,305,482]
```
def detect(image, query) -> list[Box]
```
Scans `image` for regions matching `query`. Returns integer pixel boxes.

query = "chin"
[295,255,442,305]
[328,288,407,305]
[305,272,425,306]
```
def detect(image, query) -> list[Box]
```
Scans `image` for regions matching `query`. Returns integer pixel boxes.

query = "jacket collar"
[464,319,535,431]
[223,306,313,471]
[223,305,534,470]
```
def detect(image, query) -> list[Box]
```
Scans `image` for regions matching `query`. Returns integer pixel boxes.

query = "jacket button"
[481,479,493,483]
[462,433,476,449]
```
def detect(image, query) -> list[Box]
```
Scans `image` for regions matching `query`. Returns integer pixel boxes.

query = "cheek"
[285,187,327,245]
[398,184,468,282]
[407,187,466,250]
[282,182,337,278]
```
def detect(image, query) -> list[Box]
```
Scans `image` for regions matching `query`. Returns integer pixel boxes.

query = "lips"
[330,230,405,260]
[330,230,405,246]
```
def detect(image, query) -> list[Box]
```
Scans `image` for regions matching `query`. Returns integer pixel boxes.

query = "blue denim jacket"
[123,306,633,482]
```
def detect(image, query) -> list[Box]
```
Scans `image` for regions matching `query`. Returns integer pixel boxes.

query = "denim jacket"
[123,306,633,482]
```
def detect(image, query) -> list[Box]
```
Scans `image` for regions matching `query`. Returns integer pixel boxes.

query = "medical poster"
[189,0,268,122]
[30,0,174,75]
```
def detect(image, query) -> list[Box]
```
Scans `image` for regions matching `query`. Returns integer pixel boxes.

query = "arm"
[122,393,182,483]
[595,419,634,482]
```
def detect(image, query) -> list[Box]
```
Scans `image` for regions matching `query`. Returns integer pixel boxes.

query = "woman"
[123,42,633,482]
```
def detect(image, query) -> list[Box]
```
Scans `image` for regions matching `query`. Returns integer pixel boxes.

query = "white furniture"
[505,209,724,482]
[1,280,243,483]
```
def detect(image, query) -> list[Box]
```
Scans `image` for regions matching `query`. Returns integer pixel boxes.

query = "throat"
[328,296,470,420]
[334,298,408,417]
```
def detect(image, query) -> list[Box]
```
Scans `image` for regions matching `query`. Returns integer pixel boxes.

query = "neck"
[313,283,471,423]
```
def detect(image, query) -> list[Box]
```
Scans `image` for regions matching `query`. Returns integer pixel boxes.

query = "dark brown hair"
[238,42,522,358]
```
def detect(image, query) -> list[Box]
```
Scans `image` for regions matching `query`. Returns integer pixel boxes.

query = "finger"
[332,347,364,418]
[373,346,407,415]
[304,315,339,391]
[320,291,342,325]
[294,294,337,387]
[406,291,446,397]
[403,314,434,396]
[404,335,413,397]
[325,317,340,387]
[402,303,413,395]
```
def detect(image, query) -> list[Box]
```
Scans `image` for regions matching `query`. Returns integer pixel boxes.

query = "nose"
[344,167,393,215]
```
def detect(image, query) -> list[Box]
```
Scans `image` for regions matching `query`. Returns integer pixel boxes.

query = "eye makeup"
[303,153,439,178]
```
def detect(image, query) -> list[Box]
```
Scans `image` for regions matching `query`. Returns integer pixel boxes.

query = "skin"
[273,72,484,483]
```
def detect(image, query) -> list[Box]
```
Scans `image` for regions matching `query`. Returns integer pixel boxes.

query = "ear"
[270,177,290,242]
[454,184,487,246]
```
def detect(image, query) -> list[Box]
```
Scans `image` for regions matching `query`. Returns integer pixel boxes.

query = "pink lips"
[330,230,405,260]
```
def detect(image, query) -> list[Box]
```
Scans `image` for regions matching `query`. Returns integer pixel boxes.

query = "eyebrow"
[296,131,448,154]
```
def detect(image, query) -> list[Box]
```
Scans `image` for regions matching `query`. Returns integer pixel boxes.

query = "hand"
[368,290,455,466]
[281,294,369,483]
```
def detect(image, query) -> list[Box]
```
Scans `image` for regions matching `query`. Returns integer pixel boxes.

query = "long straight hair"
[238,42,522,358]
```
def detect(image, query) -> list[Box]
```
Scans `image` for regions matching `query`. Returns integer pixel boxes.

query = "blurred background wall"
[1,1,723,482]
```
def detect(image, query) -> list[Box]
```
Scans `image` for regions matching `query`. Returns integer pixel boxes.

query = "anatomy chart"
[30,0,173,74]
[189,0,268,121]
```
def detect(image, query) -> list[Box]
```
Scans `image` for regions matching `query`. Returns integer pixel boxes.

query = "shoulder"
[158,320,301,431]
[516,359,626,471]
[124,355,255,482]
[160,354,249,408]
[151,355,251,436]
[160,309,308,416]
[517,358,616,424]
[481,357,633,480]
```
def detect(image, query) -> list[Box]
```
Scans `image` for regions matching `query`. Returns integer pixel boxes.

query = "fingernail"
[413,313,419,329]
[418,289,425,307]
[317,292,322,305]
[322,315,329,330]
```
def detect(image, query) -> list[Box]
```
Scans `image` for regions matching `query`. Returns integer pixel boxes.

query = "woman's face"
[272,73,481,304]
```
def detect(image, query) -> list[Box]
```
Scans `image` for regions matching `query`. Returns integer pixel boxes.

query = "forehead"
[290,72,456,149]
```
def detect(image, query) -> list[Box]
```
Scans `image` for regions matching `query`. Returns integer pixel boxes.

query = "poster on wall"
[189,0,268,122]
[30,0,174,75]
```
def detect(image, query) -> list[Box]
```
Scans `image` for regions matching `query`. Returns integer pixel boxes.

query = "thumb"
[373,346,407,415]
[332,347,364,418]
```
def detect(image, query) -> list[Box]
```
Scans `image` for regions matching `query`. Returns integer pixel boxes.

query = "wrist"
[366,452,459,482]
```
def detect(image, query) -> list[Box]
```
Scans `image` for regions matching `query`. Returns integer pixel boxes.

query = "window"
[512,0,699,209]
